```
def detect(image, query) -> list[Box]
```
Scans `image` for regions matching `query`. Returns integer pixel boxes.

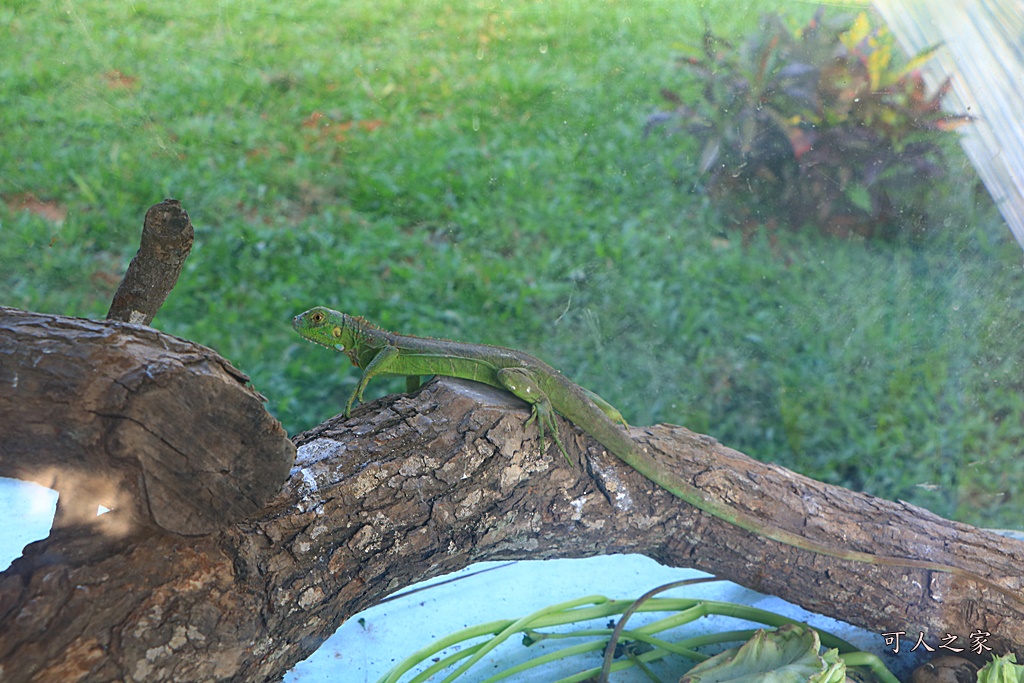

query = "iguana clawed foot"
[496,367,572,464]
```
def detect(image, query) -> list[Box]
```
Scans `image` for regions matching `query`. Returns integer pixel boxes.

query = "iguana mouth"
[301,336,342,352]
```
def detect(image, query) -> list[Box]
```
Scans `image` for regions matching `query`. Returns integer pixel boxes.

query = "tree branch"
[1,376,1021,682]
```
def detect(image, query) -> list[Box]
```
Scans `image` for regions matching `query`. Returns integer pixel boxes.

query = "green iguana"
[293,306,1020,605]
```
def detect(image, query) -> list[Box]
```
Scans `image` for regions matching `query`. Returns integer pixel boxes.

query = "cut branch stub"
[106,198,194,326]
[0,307,295,535]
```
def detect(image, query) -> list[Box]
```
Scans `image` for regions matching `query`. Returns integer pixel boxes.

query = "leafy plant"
[680,624,845,683]
[651,8,973,239]
[375,582,899,683]
[979,654,1024,683]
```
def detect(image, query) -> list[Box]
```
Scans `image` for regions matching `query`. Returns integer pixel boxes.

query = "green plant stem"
[377,594,883,683]
[405,644,487,683]
[839,652,903,683]
[599,578,719,682]
[439,596,621,683]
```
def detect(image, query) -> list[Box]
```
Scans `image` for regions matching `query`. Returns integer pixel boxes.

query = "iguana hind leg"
[495,367,572,464]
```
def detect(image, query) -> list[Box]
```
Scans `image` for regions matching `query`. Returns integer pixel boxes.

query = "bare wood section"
[1,377,1020,682]
[0,307,295,535]
[106,199,194,325]
[874,0,1024,247]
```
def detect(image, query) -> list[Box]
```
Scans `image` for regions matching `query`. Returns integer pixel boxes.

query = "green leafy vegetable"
[680,624,845,683]
[978,654,1024,683]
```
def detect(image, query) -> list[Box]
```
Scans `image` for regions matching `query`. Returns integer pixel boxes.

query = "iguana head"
[292,306,364,366]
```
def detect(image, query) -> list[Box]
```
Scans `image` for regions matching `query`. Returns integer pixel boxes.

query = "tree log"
[0,307,294,535]
[1,377,1021,682]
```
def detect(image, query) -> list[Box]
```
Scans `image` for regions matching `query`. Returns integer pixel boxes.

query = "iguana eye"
[310,311,324,324]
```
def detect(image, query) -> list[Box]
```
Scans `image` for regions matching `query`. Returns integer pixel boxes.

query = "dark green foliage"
[652,8,973,239]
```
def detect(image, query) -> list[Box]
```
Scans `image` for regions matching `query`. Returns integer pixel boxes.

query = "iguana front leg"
[495,367,571,463]
[346,344,401,416]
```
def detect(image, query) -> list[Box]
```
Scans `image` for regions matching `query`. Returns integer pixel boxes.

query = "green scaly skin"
[293,306,1021,606]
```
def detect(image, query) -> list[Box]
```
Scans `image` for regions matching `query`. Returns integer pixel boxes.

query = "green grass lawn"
[3,0,1023,527]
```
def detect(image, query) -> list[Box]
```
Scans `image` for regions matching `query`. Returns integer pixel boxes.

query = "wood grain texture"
[0,307,294,535]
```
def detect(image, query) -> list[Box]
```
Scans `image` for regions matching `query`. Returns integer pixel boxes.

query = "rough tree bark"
[0,307,294,535]
[106,199,194,326]
[1,371,1023,682]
